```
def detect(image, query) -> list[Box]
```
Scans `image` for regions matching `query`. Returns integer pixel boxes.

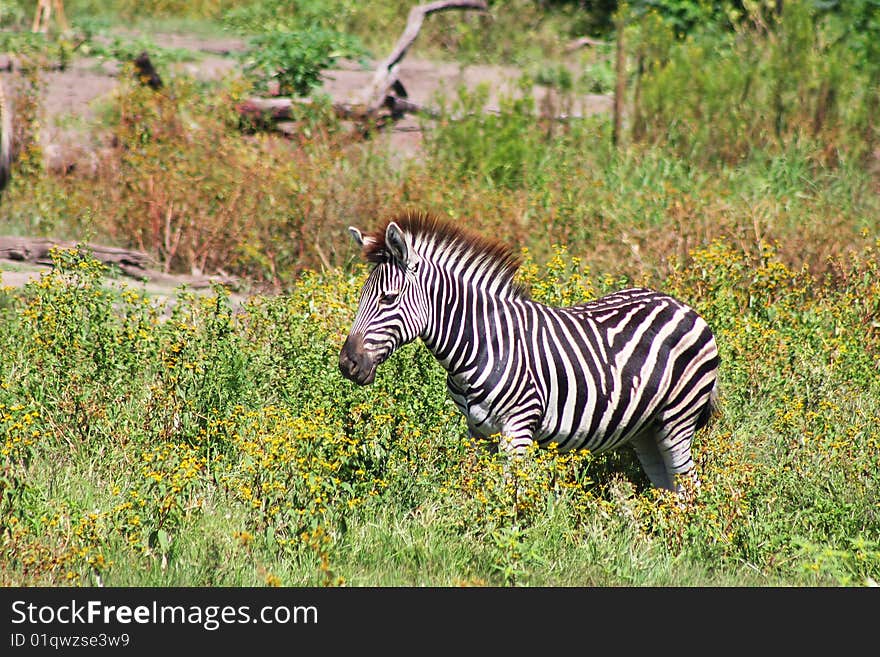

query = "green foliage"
[85,35,197,66]
[0,1,29,29]
[0,31,53,58]
[538,0,621,36]
[241,28,367,97]
[427,82,536,189]
[635,0,741,34]
[425,79,600,190]
[223,0,368,97]
[578,51,616,94]
[629,2,880,163]
[820,0,880,73]
[1,239,879,586]
[222,0,356,34]
[67,0,229,21]
[533,63,574,92]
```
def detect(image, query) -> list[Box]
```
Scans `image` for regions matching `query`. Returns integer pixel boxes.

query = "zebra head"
[339,221,428,385]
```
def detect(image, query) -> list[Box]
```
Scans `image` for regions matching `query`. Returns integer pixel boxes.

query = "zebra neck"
[419,272,524,375]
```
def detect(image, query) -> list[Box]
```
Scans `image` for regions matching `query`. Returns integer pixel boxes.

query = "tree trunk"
[0,76,10,192]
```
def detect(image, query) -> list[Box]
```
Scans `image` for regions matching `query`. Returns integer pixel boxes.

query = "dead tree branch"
[236,0,487,132]
[565,36,610,52]
[359,0,489,115]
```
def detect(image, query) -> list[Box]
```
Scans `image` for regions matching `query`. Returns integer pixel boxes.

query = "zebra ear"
[385,221,413,267]
[348,226,376,250]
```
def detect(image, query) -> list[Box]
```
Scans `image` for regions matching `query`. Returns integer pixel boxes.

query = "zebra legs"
[630,424,698,493]
[630,431,677,490]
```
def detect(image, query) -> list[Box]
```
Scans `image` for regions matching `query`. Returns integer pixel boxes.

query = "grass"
[0,1,878,587]
[1,242,878,587]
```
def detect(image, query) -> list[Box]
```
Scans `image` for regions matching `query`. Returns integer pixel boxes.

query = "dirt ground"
[1,30,611,294]
[32,30,611,161]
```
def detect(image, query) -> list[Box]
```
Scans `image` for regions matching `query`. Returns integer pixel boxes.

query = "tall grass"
[630,3,879,165]
[3,67,876,283]
[1,240,877,586]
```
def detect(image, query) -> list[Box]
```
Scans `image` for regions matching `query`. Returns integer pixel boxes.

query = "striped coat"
[339,212,719,490]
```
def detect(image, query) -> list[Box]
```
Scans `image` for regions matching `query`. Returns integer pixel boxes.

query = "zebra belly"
[446,375,536,440]
[533,416,636,453]
[531,375,650,454]
[466,399,506,437]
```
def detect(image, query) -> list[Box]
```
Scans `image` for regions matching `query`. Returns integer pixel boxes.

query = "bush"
[241,28,367,97]
[1,238,878,585]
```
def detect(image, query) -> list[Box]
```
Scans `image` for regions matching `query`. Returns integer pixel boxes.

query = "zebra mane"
[361,211,528,297]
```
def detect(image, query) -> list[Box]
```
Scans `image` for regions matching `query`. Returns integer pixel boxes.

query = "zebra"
[338,211,719,491]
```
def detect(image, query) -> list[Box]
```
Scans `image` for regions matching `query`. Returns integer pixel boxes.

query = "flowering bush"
[0,241,877,586]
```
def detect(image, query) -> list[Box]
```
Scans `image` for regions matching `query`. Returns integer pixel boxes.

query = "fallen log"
[236,0,486,133]
[236,96,302,121]
[0,236,238,289]
[0,236,153,269]
[236,94,440,126]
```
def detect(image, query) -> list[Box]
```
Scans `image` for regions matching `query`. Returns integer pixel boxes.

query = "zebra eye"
[379,292,399,305]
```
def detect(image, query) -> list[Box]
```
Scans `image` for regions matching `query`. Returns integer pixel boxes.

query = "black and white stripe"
[339,213,719,490]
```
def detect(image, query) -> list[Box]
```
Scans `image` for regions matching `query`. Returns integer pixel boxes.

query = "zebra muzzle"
[339,333,378,385]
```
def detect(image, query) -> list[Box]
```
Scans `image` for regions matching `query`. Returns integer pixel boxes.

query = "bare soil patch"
[30,31,610,162]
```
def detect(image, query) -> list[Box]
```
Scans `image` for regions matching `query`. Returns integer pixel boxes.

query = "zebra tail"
[695,381,720,432]
[0,75,10,192]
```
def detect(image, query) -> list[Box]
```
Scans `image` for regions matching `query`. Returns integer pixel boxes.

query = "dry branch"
[359,0,489,115]
[565,36,610,52]
[0,236,238,289]
[237,0,486,132]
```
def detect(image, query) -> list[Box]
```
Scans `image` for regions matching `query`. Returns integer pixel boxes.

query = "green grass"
[1,243,878,587]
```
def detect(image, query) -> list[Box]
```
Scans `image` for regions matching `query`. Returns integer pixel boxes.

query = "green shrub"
[223,0,369,97]
[425,79,597,190]
[1,238,878,585]
[241,28,367,97]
